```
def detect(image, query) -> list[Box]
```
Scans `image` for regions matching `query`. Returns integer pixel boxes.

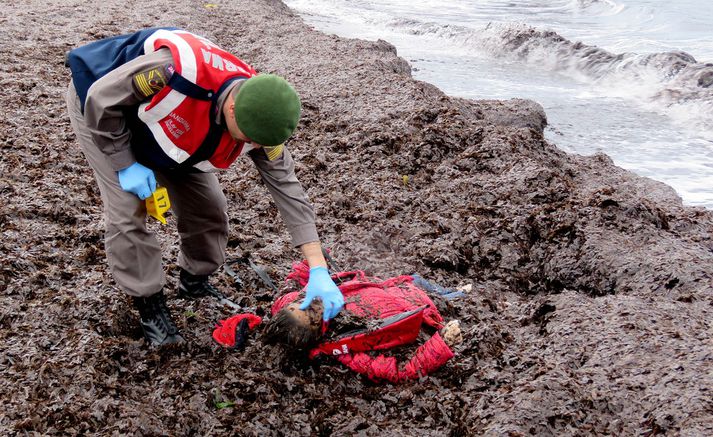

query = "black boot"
[177,268,223,300]
[133,290,184,346]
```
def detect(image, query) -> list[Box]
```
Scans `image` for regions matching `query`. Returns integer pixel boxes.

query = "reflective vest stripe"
[143,29,198,81]
[138,30,201,164]
[138,30,195,124]
[139,101,192,163]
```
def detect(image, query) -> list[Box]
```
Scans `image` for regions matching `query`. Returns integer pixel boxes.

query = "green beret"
[234,74,301,147]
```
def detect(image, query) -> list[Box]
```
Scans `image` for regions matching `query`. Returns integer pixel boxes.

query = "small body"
[215,261,463,384]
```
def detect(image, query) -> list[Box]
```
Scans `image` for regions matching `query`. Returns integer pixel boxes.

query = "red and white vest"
[139,29,257,172]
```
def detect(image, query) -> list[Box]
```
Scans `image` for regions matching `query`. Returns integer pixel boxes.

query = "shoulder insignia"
[132,66,170,98]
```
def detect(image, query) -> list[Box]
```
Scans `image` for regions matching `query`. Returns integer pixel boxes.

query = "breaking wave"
[387,18,713,132]
[442,0,625,22]
[571,0,621,10]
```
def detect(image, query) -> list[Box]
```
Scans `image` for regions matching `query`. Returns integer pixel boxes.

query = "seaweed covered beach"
[0,0,711,435]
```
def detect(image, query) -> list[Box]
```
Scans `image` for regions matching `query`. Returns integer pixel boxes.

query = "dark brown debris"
[0,0,711,435]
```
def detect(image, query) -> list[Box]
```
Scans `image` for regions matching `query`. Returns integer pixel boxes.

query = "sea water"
[283,0,713,208]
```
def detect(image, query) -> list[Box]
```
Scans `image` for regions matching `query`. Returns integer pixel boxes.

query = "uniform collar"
[215,79,246,127]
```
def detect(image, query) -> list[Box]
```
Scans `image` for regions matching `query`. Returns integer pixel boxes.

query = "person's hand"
[300,266,344,321]
[117,162,157,200]
[440,320,463,347]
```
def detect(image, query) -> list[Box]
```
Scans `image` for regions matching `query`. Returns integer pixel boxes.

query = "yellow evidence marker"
[146,187,171,225]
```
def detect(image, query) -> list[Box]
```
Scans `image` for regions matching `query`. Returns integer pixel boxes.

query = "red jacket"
[214,261,456,384]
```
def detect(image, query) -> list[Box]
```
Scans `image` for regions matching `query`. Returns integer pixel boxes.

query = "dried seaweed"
[0,0,711,435]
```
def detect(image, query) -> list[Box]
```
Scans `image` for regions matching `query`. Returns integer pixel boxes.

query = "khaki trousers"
[66,82,228,297]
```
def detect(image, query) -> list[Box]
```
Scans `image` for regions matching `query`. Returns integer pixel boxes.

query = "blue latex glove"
[300,266,344,321]
[117,162,157,200]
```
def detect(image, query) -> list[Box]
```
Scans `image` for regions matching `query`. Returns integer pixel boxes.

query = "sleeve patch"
[132,66,169,98]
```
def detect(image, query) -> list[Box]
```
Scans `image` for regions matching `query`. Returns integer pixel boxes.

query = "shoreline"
[0,0,711,434]
[281,1,713,210]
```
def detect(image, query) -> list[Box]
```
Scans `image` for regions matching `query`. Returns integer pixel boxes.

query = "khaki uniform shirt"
[83,48,318,247]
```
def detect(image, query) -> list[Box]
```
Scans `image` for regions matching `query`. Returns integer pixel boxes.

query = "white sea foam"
[376,18,713,132]
[284,0,713,208]
[569,0,625,15]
